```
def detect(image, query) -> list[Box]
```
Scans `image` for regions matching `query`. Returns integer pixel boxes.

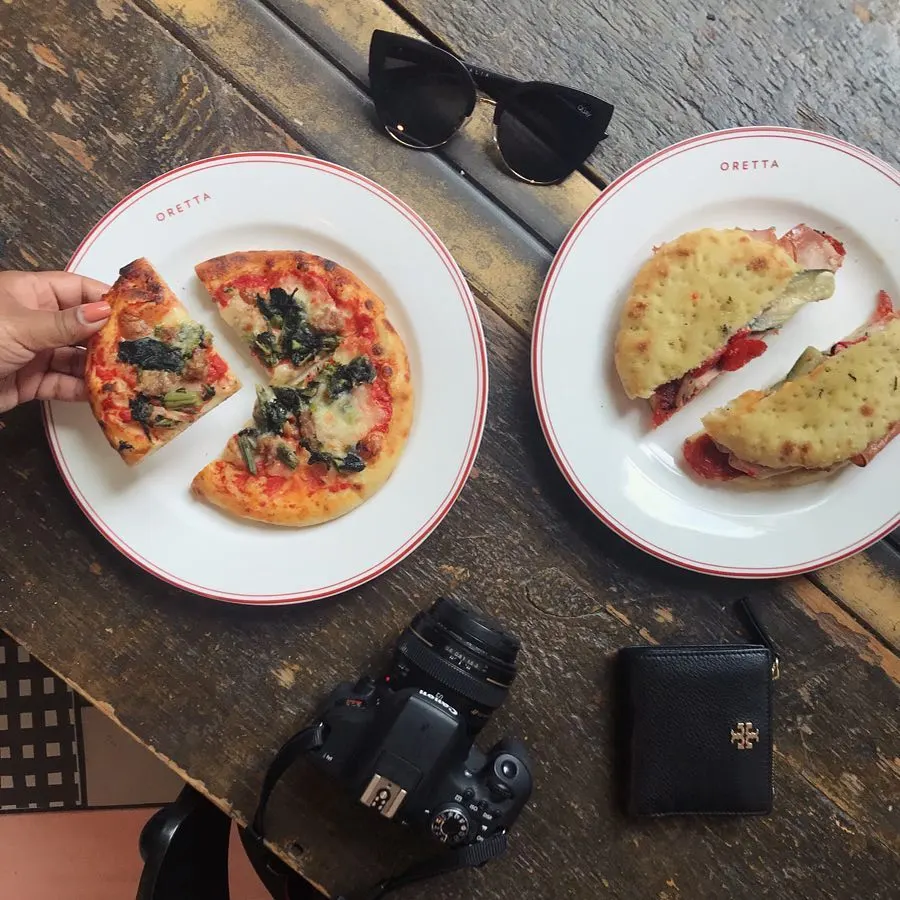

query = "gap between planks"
[134,0,570,259]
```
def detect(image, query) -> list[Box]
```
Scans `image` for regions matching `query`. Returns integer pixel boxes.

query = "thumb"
[17,300,111,351]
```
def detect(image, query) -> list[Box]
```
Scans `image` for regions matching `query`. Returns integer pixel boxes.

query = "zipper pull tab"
[737,597,781,679]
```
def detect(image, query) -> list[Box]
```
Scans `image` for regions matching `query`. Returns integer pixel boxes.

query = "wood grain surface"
[0,1,897,898]
[396,0,900,178]
[140,0,900,645]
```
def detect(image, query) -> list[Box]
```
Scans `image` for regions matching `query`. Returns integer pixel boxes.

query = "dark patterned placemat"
[0,632,84,811]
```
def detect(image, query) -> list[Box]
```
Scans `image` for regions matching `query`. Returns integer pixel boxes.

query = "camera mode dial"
[430,806,471,846]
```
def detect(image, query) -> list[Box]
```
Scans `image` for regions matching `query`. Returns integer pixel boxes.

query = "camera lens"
[391,597,520,732]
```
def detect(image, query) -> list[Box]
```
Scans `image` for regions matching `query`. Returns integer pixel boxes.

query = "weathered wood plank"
[811,543,900,652]
[0,0,301,271]
[0,2,898,898]
[136,0,900,647]
[395,0,900,178]
[139,0,551,334]
[263,0,601,247]
[2,307,899,896]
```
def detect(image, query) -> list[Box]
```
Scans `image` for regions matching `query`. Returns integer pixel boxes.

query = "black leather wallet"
[617,601,778,816]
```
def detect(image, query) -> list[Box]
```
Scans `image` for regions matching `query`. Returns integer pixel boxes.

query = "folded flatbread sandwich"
[615,225,845,425]
[683,291,899,483]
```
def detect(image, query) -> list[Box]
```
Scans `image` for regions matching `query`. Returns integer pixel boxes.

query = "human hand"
[0,270,111,413]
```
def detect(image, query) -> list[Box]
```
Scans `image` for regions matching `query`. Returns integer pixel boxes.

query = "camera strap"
[348,832,508,900]
[249,723,509,900]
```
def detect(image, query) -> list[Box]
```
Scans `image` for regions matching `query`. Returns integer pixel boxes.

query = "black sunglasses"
[368,30,614,185]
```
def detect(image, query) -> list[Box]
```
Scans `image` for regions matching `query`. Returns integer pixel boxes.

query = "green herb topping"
[252,287,341,368]
[237,428,259,475]
[162,389,201,410]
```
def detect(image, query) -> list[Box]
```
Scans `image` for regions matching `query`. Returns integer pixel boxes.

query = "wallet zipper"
[738,598,781,679]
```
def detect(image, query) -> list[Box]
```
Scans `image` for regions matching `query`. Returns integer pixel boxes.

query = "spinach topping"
[272,384,315,412]
[253,386,289,434]
[300,439,367,474]
[117,440,134,452]
[301,439,332,468]
[152,415,179,428]
[118,338,185,373]
[201,384,216,401]
[129,393,152,429]
[237,427,259,475]
[253,287,341,368]
[256,287,297,325]
[282,317,340,368]
[326,356,376,398]
[338,450,366,473]
[253,331,281,368]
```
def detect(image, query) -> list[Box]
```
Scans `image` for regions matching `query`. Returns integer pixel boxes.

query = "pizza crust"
[615,229,799,399]
[702,317,900,470]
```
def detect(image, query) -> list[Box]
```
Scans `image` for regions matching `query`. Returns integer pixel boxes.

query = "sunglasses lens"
[370,38,474,148]
[496,86,608,183]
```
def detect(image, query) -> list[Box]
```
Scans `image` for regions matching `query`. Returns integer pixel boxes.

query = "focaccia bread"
[616,229,799,398]
[684,292,899,483]
[704,316,900,471]
[615,225,845,425]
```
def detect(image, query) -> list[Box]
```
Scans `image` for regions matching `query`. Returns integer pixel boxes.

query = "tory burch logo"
[730,722,760,750]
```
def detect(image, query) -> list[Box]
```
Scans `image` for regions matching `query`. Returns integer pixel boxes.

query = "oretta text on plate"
[155,192,212,222]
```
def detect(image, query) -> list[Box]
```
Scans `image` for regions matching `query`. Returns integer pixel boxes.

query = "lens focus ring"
[398,635,509,709]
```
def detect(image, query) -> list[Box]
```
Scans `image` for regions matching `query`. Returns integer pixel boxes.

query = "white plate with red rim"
[533,127,900,577]
[45,152,487,604]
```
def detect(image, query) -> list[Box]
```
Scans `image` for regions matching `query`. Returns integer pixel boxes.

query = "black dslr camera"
[305,597,532,848]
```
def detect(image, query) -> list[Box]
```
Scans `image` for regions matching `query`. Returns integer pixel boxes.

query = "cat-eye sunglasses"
[368,30,614,185]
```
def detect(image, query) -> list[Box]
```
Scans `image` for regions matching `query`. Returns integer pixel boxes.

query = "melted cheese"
[221,286,267,338]
[311,384,385,456]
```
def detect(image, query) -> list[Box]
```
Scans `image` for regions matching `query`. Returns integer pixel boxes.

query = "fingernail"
[77,301,111,325]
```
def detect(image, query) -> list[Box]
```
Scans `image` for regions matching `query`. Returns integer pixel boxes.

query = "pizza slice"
[615,225,845,426]
[85,258,240,465]
[683,291,899,484]
[195,251,374,385]
[192,343,413,525]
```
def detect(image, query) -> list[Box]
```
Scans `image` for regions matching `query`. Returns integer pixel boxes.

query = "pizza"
[192,352,412,526]
[683,291,899,484]
[192,251,413,525]
[85,259,240,466]
[615,225,845,425]
[195,250,370,385]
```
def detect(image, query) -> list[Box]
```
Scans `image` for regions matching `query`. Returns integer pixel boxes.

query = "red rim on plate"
[45,153,488,604]
[532,127,900,578]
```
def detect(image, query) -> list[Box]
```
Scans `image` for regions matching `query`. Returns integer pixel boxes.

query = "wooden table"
[1,1,898,897]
